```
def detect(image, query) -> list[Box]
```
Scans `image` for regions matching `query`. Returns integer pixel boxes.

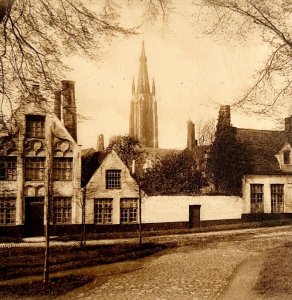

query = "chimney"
[54,90,62,120]
[218,105,231,127]
[187,120,197,150]
[285,116,292,132]
[62,80,77,142]
[31,83,40,94]
[96,134,105,151]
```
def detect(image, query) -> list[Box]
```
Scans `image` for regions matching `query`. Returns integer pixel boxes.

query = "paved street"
[56,226,292,300]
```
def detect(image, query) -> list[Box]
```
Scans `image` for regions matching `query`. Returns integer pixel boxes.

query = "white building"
[239,116,292,218]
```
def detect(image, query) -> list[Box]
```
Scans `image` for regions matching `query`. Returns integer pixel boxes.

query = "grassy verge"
[255,242,292,296]
[0,242,170,297]
[0,275,94,298]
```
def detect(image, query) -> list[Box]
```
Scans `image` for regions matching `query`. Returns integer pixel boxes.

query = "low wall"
[141,195,243,223]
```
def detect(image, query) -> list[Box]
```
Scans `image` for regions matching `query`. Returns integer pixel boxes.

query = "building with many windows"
[0,81,81,237]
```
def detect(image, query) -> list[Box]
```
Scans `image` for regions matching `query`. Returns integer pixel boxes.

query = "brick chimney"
[96,134,105,151]
[218,105,231,127]
[54,90,62,120]
[31,83,40,94]
[285,116,292,132]
[61,80,77,142]
[187,120,197,150]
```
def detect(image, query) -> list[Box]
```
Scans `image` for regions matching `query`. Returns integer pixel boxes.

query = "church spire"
[132,77,135,95]
[152,78,156,96]
[137,41,150,94]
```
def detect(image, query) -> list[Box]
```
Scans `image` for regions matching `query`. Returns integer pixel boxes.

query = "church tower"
[129,42,159,148]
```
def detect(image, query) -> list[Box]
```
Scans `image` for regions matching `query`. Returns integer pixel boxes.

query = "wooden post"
[80,187,86,248]
[138,186,142,246]
[43,131,52,287]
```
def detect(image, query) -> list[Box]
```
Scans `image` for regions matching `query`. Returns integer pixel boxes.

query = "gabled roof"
[237,128,292,175]
[81,149,107,187]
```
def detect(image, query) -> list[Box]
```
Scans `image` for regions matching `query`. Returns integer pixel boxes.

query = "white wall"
[242,175,292,213]
[141,195,243,223]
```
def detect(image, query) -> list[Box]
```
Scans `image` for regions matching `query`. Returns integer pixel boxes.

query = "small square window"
[25,157,45,181]
[52,197,72,224]
[106,170,121,189]
[53,158,72,181]
[26,115,45,138]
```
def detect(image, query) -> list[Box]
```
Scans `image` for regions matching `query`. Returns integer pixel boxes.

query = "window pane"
[120,198,138,224]
[26,115,45,138]
[271,184,284,213]
[94,198,112,224]
[25,157,45,181]
[106,170,121,189]
[284,151,290,164]
[53,158,72,181]
[0,157,17,181]
[0,198,16,225]
[250,184,264,213]
[52,197,72,224]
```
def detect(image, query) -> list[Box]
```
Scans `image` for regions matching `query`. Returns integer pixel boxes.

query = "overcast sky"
[65,2,277,150]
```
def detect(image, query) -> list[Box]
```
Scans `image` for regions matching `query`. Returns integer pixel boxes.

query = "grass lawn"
[0,242,169,297]
[255,242,292,297]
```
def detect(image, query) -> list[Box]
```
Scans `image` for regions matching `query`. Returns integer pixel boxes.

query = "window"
[26,115,45,138]
[250,184,264,213]
[271,184,284,213]
[284,151,290,164]
[106,170,121,189]
[52,197,72,224]
[25,157,45,181]
[53,158,72,181]
[0,157,17,180]
[0,198,16,225]
[94,198,113,224]
[120,198,138,224]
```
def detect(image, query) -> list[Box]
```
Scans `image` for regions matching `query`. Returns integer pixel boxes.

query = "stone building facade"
[0,82,81,237]
[129,42,159,148]
[85,150,140,227]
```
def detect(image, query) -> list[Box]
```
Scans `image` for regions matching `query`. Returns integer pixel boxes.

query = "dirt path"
[219,254,266,300]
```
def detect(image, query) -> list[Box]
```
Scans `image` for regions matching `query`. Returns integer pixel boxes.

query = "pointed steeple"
[132,78,135,95]
[137,41,150,94]
[152,78,156,96]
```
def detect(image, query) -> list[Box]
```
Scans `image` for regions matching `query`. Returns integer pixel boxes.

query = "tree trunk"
[138,187,142,246]
[80,187,86,248]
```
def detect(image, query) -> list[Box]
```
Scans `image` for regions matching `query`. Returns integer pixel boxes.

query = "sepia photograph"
[0,0,292,299]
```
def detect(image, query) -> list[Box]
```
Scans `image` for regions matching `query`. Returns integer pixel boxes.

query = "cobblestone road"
[58,226,292,300]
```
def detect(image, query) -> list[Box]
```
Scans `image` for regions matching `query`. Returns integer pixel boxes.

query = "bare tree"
[147,1,291,115]
[107,135,145,173]
[197,118,216,146]
[196,0,292,115]
[0,0,134,125]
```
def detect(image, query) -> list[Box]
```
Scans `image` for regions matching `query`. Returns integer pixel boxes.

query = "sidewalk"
[1,224,292,248]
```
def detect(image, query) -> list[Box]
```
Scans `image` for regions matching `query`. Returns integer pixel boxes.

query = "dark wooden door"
[189,205,201,228]
[25,197,44,237]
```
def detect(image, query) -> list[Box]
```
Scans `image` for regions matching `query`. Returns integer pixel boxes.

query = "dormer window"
[284,150,290,164]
